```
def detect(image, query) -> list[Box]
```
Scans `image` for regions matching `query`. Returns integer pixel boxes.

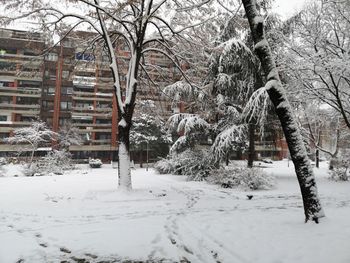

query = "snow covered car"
[89,159,103,168]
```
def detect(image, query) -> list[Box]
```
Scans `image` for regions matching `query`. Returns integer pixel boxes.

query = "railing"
[72,76,96,86]
[0,29,44,41]
[0,103,40,109]
[0,87,41,97]
[72,123,111,127]
[72,106,112,112]
[72,96,112,102]
[16,71,43,81]
[0,109,40,115]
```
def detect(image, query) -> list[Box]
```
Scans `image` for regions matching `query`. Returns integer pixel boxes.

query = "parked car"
[89,159,102,168]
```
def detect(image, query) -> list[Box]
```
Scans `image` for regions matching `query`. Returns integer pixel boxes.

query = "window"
[0,97,11,104]
[75,52,95,61]
[46,118,53,126]
[46,53,58,61]
[48,87,55,94]
[66,87,73,94]
[0,132,10,139]
[62,70,70,79]
[59,118,68,125]
[18,80,40,88]
[60,101,68,110]
[0,81,14,87]
[0,116,7,121]
[42,100,54,109]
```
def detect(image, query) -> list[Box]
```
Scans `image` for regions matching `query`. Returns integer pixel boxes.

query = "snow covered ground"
[0,160,349,263]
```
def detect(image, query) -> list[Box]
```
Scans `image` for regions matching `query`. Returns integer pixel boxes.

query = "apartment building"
[0,29,44,148]
[0,28,178,160]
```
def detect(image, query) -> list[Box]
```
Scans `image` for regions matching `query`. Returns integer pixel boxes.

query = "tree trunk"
[139,145,143,168]
[315,149,319,168]
[242,0,324,223]
[248,123,255,168]
[28,145,36,169]
[118,124,132,190]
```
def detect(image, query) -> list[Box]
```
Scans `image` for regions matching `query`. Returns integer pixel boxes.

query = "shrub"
[89,158,103,168]
[154,149,216,180]
[154,158,174,174]
[207,166,275,190]
[25,150,74,176]
[0,157,7,166]
[329,151,349,181]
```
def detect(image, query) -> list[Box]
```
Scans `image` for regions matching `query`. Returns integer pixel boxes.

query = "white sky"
[3,0,308,32]
[272,0,307,19]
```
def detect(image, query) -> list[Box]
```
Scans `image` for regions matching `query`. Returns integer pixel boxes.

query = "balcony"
[75,61,96,72]
[78,128,112,134]
[0,29,44,42]
[71,115,93,121]
[73,90,112,96]
[16,71,43,81]
[69,144,117,151]
[72,76,96,86]
[0,87,41,98]
[0,103,40,109]
[0,108,40,116]
[72,111,112,118]
[72,106,112,113]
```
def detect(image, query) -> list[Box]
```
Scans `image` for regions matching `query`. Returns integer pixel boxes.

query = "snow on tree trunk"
[118,123,132,190]
[242,0,324,223]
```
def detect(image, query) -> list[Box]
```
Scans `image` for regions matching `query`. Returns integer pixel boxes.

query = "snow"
[254,39,268,51]
[118,118,127,128]
[118,142,132,190]
[0,160,350,262]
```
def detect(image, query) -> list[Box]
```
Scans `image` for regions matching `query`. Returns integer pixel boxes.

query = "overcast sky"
[272,0,307,19]
[3,0,308,32]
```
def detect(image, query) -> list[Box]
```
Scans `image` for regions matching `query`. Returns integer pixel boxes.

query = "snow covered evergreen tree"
[130,112,172,167]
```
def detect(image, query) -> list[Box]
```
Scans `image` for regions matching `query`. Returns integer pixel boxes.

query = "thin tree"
[241,0,324,223]
[4,120,56,168]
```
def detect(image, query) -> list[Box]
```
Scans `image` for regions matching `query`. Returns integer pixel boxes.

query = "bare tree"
[58,122,83,151]
[284,0,350,131]
[4,120,56,168]
[1,0,212,190]
[241,0,324,223]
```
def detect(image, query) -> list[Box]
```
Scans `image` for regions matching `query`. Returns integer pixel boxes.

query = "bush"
[154,158,174,174]
[154,149,216,180]
[329,152,349,181]
[207,166,275,190]
[89,158,102,168]
[25,150,74,176]
[0,157,7,166]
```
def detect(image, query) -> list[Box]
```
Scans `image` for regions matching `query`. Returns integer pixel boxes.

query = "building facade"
[0,28,178,160]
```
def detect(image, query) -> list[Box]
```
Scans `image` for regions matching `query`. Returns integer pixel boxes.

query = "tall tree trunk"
[248,123,255,168]
[315,149,319,168]
[118,124,132,190]
[242,0,324,223]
